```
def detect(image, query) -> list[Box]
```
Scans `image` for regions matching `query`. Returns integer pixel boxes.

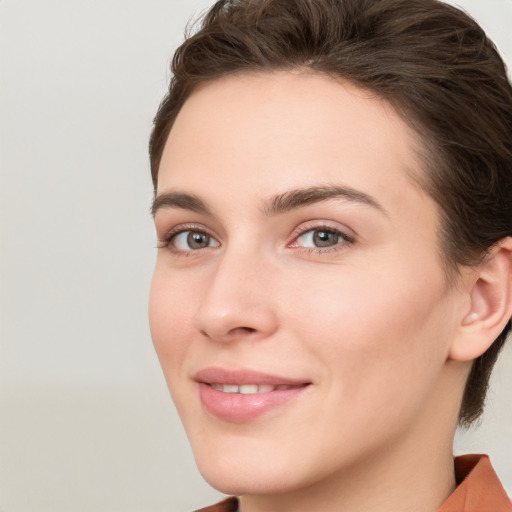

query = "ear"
[449,237,512,362]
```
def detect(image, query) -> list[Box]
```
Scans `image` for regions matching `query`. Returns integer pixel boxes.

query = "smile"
[209,383,300,394]
[195,368,311,422]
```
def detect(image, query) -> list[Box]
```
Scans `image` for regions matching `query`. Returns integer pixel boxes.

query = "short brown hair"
[149,0,512,425]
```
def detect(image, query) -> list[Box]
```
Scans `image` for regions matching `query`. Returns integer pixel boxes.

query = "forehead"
[158,71,434,225]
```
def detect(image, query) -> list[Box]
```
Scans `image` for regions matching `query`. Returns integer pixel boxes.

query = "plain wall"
[1,1,511,511]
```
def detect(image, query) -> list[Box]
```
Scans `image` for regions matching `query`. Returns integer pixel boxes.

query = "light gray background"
[1,1,511,511]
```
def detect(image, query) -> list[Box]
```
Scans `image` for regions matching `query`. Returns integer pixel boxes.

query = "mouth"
[208,383,304,394]
[194,368,311,422]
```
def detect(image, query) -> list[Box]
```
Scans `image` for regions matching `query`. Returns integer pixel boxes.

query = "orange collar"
[437,454,511,511]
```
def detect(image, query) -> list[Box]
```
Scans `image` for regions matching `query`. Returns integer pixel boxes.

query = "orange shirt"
[196,454,511,512]
[439,455,511,511]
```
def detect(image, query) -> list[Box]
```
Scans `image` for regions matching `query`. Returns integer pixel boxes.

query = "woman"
[148,0,512,510]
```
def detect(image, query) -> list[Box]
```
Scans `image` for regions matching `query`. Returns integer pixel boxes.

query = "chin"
[188,431,307,496]
[196,456,301,497]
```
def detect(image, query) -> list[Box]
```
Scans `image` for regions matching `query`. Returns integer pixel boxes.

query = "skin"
[149,71,508,512]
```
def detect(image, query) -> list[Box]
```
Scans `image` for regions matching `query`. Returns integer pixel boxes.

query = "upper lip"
[194,367,311,387]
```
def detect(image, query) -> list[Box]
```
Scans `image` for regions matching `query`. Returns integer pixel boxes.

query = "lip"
[194,367,311,422]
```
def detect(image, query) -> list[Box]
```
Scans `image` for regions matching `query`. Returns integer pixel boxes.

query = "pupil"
[188,232,209,249]
[313,230,338,247]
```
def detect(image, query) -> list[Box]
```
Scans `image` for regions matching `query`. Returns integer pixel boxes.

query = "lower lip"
[198,383,308,422]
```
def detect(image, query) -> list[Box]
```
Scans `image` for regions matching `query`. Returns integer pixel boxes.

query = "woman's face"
[149,72,467,495]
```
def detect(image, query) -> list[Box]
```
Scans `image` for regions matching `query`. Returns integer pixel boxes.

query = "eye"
[293,227,350,249]
[171,230,220,251]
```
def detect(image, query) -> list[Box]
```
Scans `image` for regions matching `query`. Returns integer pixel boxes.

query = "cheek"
[287,260,452,404]
[148,266,196,369]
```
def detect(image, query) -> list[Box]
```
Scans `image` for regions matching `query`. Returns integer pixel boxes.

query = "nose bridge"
[193,245,278,342]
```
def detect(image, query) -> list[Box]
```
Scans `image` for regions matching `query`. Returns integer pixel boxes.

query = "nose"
[193,250,279,343]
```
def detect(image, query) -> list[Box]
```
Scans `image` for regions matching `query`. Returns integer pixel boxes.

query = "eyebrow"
[263,185,387,216]
[151,184,387,217]
[151,192,211,217]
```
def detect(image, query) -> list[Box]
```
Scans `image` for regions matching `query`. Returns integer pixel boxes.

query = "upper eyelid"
[160,222,217,239]
[156,220,356,249]
[157,224,221,251]
[289,220,356,241]
[290,227,354,247]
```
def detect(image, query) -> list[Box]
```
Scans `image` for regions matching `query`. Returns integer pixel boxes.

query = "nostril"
[230,326,256,335]
[199,326,256,340]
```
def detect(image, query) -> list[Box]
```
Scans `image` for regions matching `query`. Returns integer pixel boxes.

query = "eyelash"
[157,224,214,255]
[290,224,355,254]
[157,223,355,255]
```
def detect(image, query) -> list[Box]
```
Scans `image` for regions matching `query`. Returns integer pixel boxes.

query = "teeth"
[239,385,258,394]
[210,383,293,394]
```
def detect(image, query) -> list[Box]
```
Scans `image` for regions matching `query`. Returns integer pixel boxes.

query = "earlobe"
[449,237,512,362]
